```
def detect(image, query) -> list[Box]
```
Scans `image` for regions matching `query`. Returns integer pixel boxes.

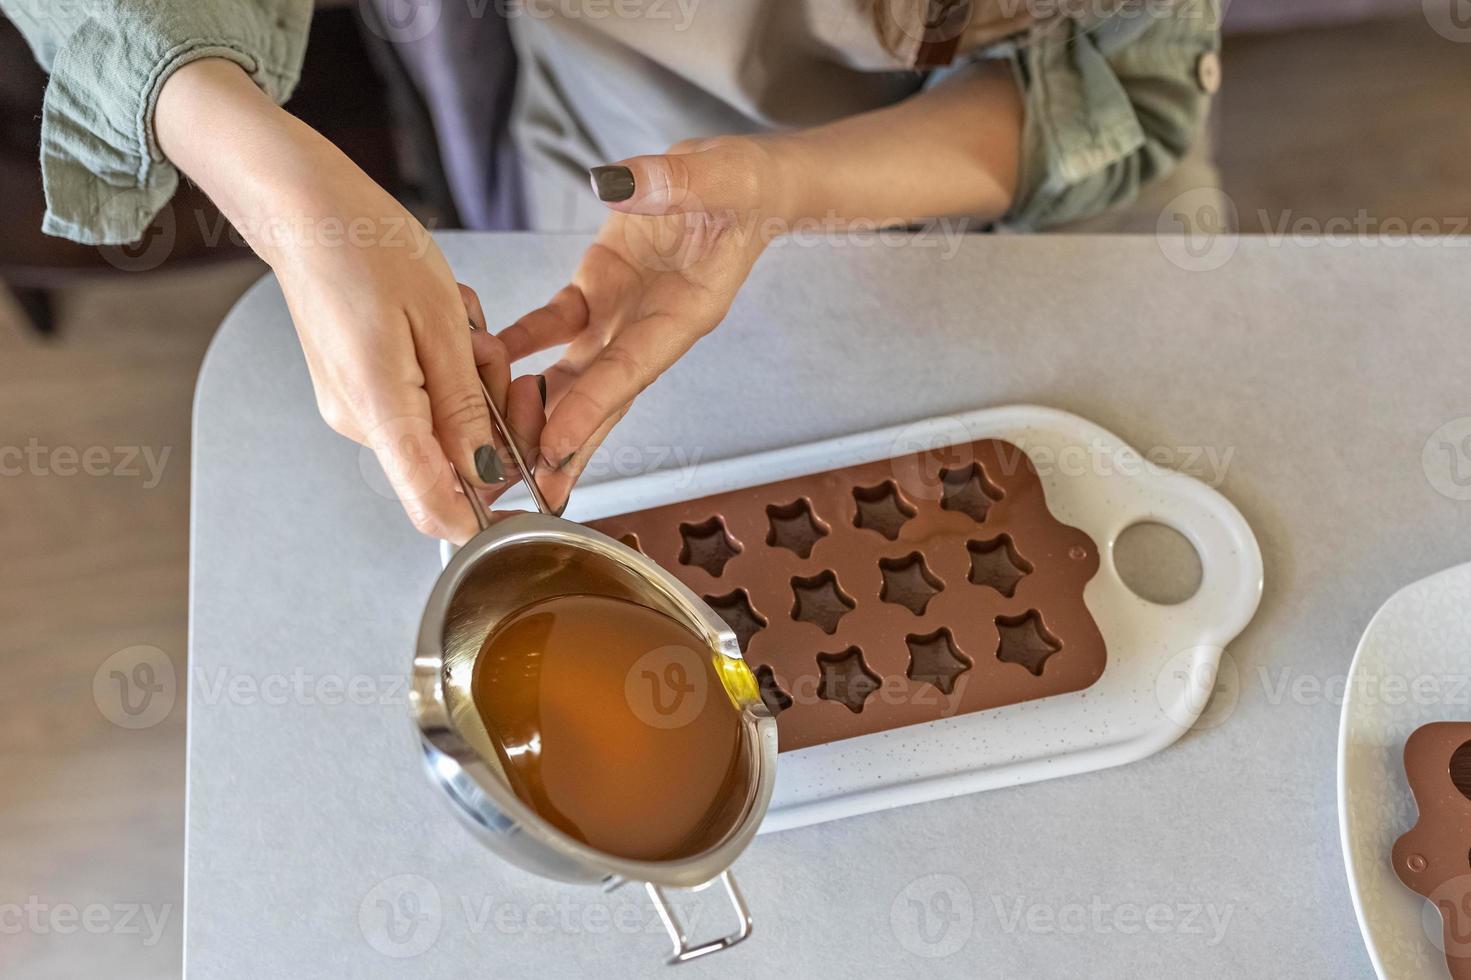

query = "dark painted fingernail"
[537,449,571,472]
[537,374,548,407]
[474,445,505,484]
[590,165,635,202]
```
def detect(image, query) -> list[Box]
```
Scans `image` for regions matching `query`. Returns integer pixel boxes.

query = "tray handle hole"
[1113,521,1202,606]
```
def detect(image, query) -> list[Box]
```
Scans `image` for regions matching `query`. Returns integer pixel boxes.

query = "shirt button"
[1196,51,1222,94]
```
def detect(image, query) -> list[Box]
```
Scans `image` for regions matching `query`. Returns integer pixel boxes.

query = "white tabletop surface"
[187,233,1471,978]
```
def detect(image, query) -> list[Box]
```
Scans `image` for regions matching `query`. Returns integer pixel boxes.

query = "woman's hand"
[505,61,1022,512]
[501,137,794,511]
[156,59,545,543]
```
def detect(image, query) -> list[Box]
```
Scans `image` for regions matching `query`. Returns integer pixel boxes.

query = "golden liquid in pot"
[470,593,751,862]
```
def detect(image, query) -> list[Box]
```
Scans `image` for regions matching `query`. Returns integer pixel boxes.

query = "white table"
[187,233,1471,978]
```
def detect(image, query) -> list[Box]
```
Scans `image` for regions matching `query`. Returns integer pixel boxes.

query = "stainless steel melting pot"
[411,367,778,964]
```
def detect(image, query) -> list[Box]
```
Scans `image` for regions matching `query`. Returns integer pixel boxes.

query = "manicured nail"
[537,374,548,407]
[590,165,635,203]
[539,450,577,473]
[474,445,505,484]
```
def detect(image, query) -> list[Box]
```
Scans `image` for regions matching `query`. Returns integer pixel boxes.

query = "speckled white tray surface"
[460,405,1264,832]
[1340,561,1471,980]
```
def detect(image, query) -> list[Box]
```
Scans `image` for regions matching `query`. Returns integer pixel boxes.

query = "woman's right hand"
[156,59,544,543]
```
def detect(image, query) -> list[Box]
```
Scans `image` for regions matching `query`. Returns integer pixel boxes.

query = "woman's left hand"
[499,136,797,511]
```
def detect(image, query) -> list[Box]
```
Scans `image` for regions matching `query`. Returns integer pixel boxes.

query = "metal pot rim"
[412,512,778,889]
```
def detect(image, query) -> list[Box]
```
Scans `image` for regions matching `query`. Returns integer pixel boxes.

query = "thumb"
[588,140,769,216]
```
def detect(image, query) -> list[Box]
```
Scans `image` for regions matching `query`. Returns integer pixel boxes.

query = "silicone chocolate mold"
[703,589,767,654]
[1392,722,1471,980]
[591,438,1106,752]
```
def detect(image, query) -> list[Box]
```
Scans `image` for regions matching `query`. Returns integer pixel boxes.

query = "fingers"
[536,404,629,517]
[497,284,589,362]
[470,328,511,415]
[412,289,504,489]
[459,282,487,331]
[505,373,548,466]
[477,373,549,508]
[539,311,702,471]
[589,140,768,216]
[364,392,480,545]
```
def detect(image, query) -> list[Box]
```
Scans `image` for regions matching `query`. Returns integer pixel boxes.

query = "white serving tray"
[1339,561,1471,980]
[444,405,1263,833]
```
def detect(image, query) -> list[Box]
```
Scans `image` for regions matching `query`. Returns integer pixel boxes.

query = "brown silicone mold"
[1392,722,1471,979]
[591,438,1106,752]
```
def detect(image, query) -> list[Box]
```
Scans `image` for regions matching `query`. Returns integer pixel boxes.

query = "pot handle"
[645,871,752,964]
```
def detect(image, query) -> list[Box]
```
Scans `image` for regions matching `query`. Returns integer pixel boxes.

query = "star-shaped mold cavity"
[677,515,742,577]
[765,497,830,559]
[966,534,1033,598]
[790,570,856,634]
[616,532,643,554]
[939,461,1003,523]
[878,552,945,616]
[703,589,768,655]
[994,610,1062,677]
[754,665,793,717]
[905,627,973,695]
[851,480,917,541]
[816,647,882,713]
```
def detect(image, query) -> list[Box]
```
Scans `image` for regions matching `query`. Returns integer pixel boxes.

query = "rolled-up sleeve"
[1,0,311,244]
[1001,0,1220,231]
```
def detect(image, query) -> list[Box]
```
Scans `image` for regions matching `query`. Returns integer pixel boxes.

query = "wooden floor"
[1,15,1467,978]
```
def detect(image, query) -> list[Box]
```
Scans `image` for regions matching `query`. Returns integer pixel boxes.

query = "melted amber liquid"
[470,594,750,862]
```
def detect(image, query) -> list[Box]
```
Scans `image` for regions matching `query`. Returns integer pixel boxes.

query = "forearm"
[777,60,1023,226]
[155,58,410,269]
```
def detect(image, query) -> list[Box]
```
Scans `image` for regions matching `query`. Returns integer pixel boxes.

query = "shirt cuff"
[1002,3,1219,232]
[38,2,311,245]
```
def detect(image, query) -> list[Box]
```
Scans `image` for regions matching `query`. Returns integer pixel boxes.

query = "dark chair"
[0,8,409,336]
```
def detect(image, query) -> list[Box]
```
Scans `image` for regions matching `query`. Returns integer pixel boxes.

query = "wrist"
[156,59,275,176]
[759,133,822,229]
[155,59,294,258]
[155,59,390,268]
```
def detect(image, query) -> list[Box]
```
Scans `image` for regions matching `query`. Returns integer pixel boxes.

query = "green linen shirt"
[1,0,1220,243]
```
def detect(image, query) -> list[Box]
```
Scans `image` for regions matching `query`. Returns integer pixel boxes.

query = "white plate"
[446,405,1264,832]
[1339,561,1471,980]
